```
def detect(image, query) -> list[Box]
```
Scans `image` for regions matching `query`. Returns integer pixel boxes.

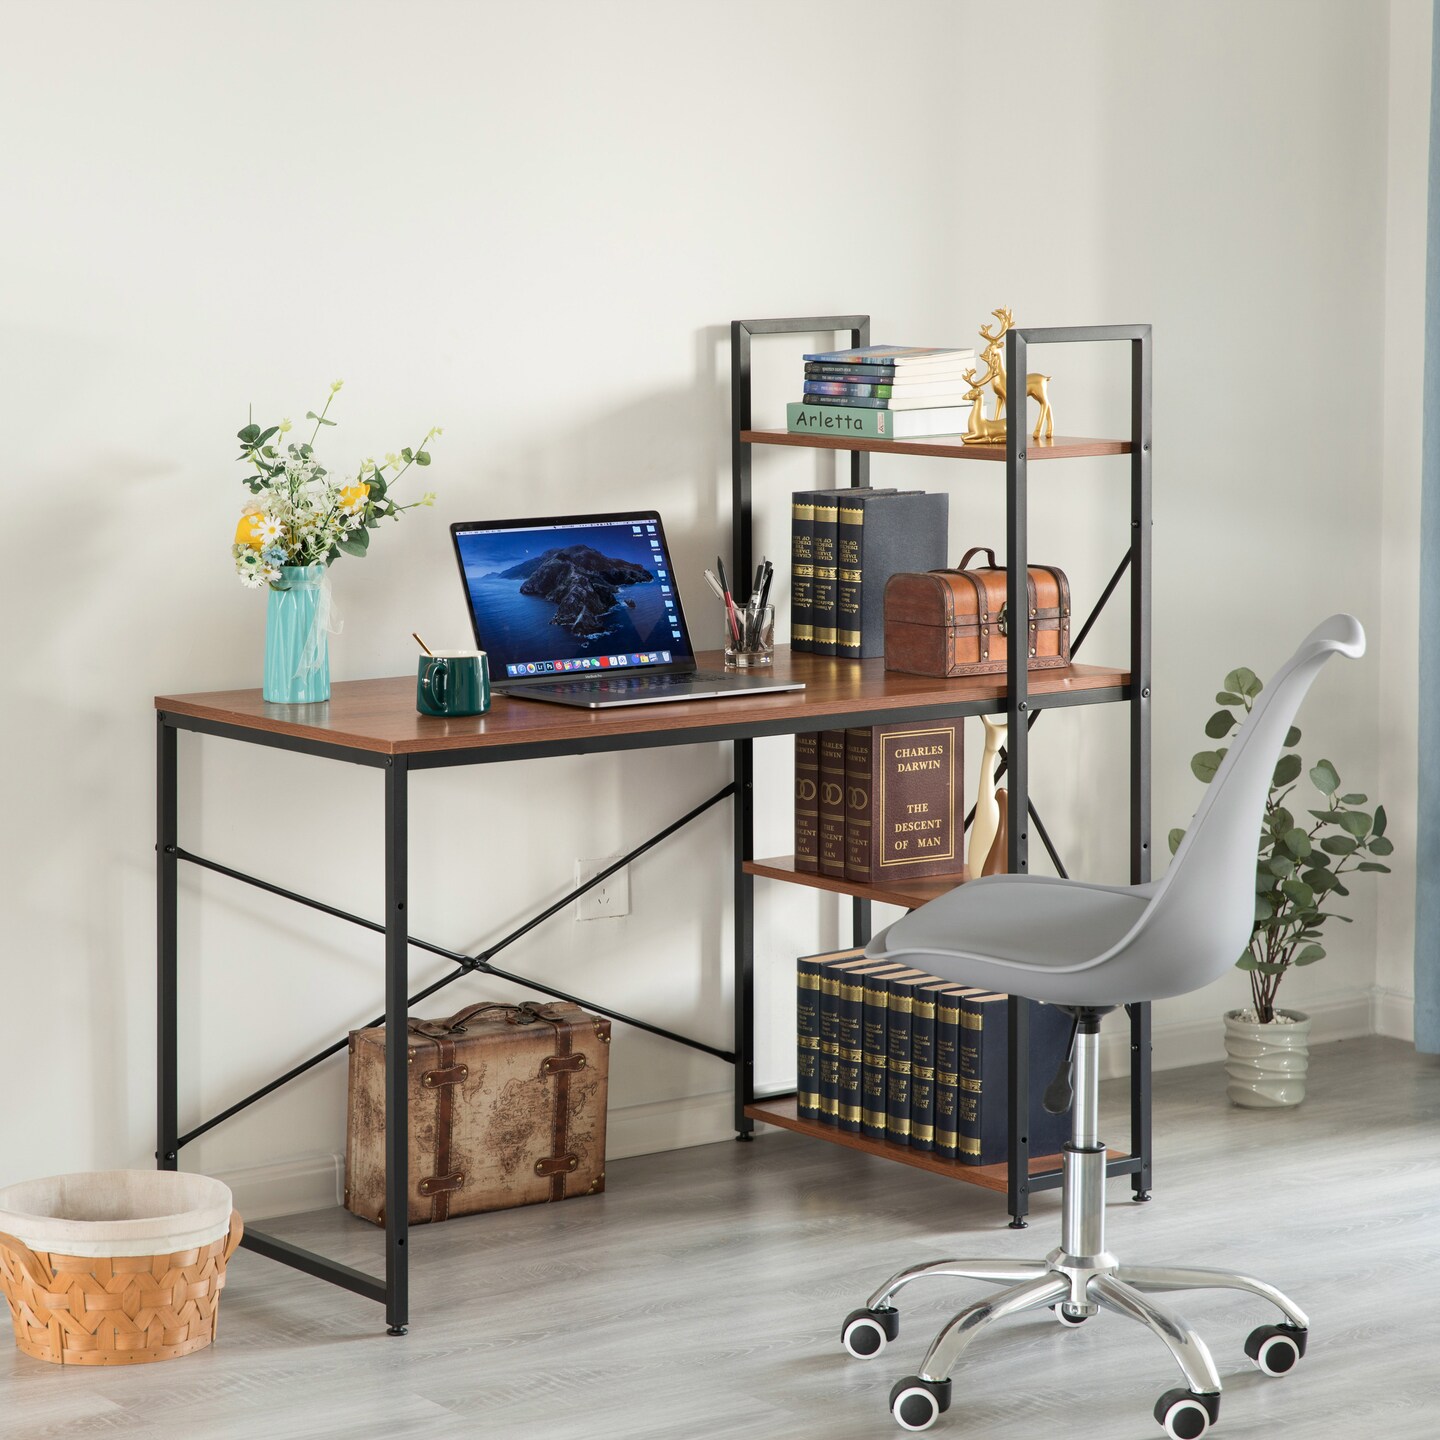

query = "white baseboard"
[1371,986,1416,1041]
[213,1153,344,1222]
[605,1088,736,1159]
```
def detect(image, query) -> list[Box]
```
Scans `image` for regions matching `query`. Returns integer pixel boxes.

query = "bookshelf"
[730,315,1153,1226]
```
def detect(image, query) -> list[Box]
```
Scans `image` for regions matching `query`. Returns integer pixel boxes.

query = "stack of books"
[795,722,963,884]
[786,344,978,441]
[789,487,947,656]
[796,947,1073,1162]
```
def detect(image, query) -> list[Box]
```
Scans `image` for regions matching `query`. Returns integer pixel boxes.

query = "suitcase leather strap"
[524,1009,578,1200]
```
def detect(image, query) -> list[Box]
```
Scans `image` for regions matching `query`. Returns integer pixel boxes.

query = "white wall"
[0,0,1425,1213]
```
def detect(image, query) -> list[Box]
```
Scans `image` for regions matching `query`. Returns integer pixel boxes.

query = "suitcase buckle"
[542,1053,587,1075]
[996,603,1009,638]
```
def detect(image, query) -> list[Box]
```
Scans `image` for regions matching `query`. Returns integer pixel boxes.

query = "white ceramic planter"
[1223,1009,1312,1107]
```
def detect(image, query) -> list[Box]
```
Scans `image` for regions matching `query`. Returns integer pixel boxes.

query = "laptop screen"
[451,512,694,680]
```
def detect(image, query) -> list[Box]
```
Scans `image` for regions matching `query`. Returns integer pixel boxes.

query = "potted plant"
[1171,665,1393,1106]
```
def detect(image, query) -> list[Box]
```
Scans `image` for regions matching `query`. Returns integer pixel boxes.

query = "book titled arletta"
[844,721,963,884]
[787,401,973,441]
[957,993,1074,1166]
[794,732,820,873]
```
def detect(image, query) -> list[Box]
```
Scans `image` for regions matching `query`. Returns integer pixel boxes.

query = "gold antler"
[978,306,1014,346]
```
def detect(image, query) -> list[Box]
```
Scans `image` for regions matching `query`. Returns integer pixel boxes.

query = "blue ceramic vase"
[264,564,330,703]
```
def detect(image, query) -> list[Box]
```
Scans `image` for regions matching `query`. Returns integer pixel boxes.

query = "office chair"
[840,615,1364,1438]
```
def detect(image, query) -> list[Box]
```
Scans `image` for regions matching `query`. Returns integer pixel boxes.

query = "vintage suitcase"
[345,1000,610,1225]
[883,546,1071,678]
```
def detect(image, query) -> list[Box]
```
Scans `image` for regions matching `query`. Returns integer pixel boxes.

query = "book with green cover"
[787,401,972,441]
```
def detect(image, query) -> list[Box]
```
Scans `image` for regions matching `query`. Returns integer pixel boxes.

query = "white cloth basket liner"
[0,1171,234,1259]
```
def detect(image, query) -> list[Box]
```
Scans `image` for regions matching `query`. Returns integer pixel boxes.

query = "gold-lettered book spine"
[791,497,816,651]
[796,954,824,1119]
[861,964,905,1139]
[816,950,869,1124]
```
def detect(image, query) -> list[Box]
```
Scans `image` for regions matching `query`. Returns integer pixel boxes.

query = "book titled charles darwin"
[844,722,963,884]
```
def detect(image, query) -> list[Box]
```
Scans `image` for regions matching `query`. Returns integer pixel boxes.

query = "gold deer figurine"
[965,306,1055,443]
[961,348,1009,444]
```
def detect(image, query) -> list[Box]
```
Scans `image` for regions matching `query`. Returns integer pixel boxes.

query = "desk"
[155,647,1146,1333]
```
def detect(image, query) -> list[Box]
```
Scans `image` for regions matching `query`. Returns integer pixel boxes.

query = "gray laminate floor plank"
[1,1037,1437,1439]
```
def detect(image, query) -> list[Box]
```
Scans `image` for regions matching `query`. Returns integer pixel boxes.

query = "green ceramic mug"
[417,650,490,717]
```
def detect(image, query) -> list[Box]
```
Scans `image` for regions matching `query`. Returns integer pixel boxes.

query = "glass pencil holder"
[723,603,775,669]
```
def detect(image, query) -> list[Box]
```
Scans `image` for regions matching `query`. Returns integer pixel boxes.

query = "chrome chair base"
[842,1021,1310,1437]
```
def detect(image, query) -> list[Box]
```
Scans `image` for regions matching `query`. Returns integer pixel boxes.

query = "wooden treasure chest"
[883,546,1071,678]
[345,1000,610,1225]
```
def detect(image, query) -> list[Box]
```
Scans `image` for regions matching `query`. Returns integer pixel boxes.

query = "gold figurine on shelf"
[960,306,1055,445]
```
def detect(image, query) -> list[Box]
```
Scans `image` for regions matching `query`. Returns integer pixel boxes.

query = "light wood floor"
[3,1036,1438,1440]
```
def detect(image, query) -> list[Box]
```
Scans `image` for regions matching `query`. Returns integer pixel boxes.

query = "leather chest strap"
[426,1034,461,1222]
[539,1018,575,1201]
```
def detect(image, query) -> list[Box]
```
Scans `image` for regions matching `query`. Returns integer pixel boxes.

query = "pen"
[717,555,741,645]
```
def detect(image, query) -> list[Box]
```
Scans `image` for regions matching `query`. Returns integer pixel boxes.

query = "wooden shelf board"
[741,428,1131,462]
[745,855,967,910]
[746,1095,1126,1191]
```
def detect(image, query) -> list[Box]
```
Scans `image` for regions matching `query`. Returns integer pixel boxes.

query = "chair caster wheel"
[890,1376,952,1432]
[1245,1322,1306,1376]
[1053,1303,1092,1327]
[841,1305,899,1359]
[1154,1388,1219,1440]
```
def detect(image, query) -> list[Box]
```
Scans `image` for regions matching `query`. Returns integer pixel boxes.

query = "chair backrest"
[1129,615,1365,995]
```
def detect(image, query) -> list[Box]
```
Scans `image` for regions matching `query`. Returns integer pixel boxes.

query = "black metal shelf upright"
[729,314,1153,1225]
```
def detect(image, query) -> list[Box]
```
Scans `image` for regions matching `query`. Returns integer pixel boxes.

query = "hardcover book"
[836,959,898,1133]
[794,731,820,873]
[805,362,975,385]
[804,377,974,400]
[909,978,941,1151]
[815,949,866,1123]
[835,490,949,659]
[791,486,896,653]
[860,962,909,1139]
[883,968,934,1146]
[844,720,963,884]
[809,490,841,655]
[802,392,973,411]
[796,950,827,1119]
[927,981,979,1158]
[957,994,1074,1165]
[802,344,977,369]
[787,401,973,441]
[817,730,848,877]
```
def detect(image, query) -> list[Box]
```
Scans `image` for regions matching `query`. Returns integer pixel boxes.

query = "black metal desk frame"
[156,313,1152,1333]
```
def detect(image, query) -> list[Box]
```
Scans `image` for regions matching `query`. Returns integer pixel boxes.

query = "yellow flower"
[330,379,345,393]
[235,512,267,549]
[278,418,293,434]
[339,482,370,512]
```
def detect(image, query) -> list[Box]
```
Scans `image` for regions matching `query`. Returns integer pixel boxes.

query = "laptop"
[449,510,804,708]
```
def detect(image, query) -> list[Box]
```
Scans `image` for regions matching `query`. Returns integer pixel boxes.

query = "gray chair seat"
[868,875,1154,1006]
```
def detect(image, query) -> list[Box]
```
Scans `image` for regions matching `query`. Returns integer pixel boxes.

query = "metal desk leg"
[733,738,755,1139]
[157,715,178,1172]
[384,757,410,1334]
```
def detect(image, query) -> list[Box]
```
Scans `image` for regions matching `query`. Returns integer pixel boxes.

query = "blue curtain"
[1416,2,1440,1053]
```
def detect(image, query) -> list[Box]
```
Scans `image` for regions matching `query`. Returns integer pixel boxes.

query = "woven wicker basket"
[0,1171,243,1366]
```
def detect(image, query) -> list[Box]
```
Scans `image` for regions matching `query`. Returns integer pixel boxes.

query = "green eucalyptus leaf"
[1168,828,1185,855]
[1374,805,1388,837]
[1236,954,1259,971]
[1340,793,1368,805]
[1284,725,1301,747]
[1272,754,1302,787]
[1294,944,1326,965]
[1368,836,1395,856]
[1255,895,1274,922]
[1311,760,1340,795]
[336,537,368,557]
[415,450,431,465]
[1304,869,1338,891]
[402,447,414,462]
[1332,881,1350,898]
[1216,691,1243,705]
[1192,749,1225,783]
[1281,878,1315,909]
[1225,666,1262,698]
[1283,827,1311,859]
[1253,962,1285,976]
[237,424,261,443]
[1270,807,1294,834]
[1338,810,1371,839]
[1356,861,1392,873]
[256,426,278,445]
[1320,835,1358,855]
[1267,856,1296,878]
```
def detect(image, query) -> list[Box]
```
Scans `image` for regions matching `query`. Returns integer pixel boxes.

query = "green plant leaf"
[1267,856,1296,878]
[402,447,414,462]
[1270,806,1294,835]
[1253,962,1285,976]
[1311,759,1340,795]
[1320,835,1358,855]
[1285,725,1301,747]
[1254,895,1274,922]
[1283,827,1311,858]
[1368,835,1394,856]
[336,537,368,557]
[237,423,261,443]
[1272,754,1302,787]
[1225,666,1262,698]
[1205,708,1236,740]
[1332,881,1350,898]
[1192,749,1226,783]
[1304,869,1338,891]
[1236,955,1259,971]
[1168,828,1185,855]
[1338,810,1371,839]
[1281,878,1315,910]
[1294,944,1326,964]
[1374,805,1388,837]
[1340,793,1368,805]
[415,450,431,465]
[1356,861,1392,873]
[1216,691,1243,705]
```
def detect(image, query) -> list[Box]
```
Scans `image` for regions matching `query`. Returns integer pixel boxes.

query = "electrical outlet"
[575,858,630,921]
